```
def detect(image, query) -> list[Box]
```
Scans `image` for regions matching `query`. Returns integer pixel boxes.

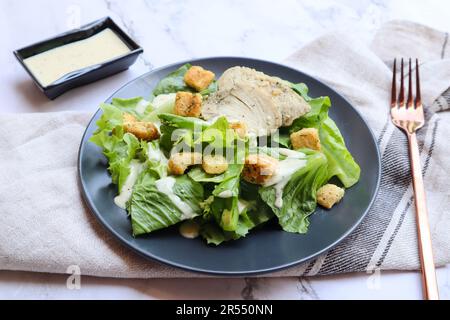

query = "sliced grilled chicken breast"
[202,66,310,135]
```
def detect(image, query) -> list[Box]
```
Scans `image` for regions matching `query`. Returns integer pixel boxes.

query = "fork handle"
[407,132,439,300]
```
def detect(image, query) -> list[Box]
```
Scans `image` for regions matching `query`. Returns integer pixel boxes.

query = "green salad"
[90,63,360,245]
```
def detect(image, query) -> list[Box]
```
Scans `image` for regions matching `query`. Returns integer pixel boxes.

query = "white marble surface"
[1,0,450,299]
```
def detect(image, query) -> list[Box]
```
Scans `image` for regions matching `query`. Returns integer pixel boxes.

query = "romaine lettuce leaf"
[319,117,361,188]
[158,113,209,152]
[290,83,360,188]
[188,167,227,183]
[89,103,142,191]
[270,132,291,148]
[153,64,193,96]
[158,113,242,156]
[188,164,241,184]
[158,113,210,131]
[194,164,243,233]
[259,149,328,233]
[140,140,168,179]
[111,97,153,118]
[129,173,204,236]
[143,93,176,122]
[200,200,274,245]
[152,63,217,96]
[109,133,141,191]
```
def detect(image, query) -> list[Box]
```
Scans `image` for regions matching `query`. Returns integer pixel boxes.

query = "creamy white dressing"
[155,177,196,219]
[152,120,162,131]
[114,160,144,209]
[217,190,233,198]
[24,29,131,87]
[263,150,306,208]
[237,200,249,213]
[147,143,167,163]
[135,99,150,115]
[179,220,200,239]
[277,148,304,159]
[152,93,176,109]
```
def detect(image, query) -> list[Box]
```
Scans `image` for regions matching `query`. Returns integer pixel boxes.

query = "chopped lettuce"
[130,173,204,236]
[289,83,360,188]
[153,64,193,96]
[158,113,209,151]
[188,165,241,184]
[111,97,153,118]
[140,140,168,179]
[319,118,361,188]
[200,198,274,245]
[152,63,217,96]
[89,103,142,191]
[188,167,228,183]
[159,113,210,131]
[143,93,176,122]
[271,132,291,148]
[158,113,242,153]
[190,164,244,232]
[259,149,328,233]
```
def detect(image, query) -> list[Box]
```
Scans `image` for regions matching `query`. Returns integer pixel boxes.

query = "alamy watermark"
[66,265,81,290]
[168,124,286,166]
[366,267,381,290]
[66,4,82,29]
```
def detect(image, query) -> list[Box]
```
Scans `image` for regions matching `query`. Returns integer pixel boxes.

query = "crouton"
[184,66,215,91]
[122,113,160,141]
[175,92,202,117]
[229,121,248,139]
[316,184,345,209]
[202,154,228,174]
[123,113,137,124]
[168,152,203,175]
[242,154,279,185]
[290,128,321,151]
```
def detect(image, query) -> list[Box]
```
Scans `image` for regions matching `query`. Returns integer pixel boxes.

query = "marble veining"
[1,0,450,299]
[241,278,258,300]
[296,278,320,300]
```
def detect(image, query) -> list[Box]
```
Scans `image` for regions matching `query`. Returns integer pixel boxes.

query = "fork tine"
[391,58,397,107]
[415,59,422,107]
[399,58,405,108]
[407,58,413,109]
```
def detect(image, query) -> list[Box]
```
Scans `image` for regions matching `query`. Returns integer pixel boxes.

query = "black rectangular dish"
[14,17,143,99]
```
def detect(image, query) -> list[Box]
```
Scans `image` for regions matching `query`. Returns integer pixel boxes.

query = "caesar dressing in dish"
[23,28,131,87]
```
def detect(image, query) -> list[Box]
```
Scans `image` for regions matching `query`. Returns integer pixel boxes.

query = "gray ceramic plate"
[78,57,380,276]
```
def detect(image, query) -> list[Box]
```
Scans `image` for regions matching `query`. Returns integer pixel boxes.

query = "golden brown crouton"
[316,184,345,209]
[175,92,203,117]
[242,154,279,185]
[123,113,137,124]
[168,152,203,175]
[122,113,160,141]
[184,66,215,91]
[202,154,228,175]
[229,121,248,139]
[290,128,321,151]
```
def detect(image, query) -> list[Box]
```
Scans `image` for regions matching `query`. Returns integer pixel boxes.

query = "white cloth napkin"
[1,20,449,278]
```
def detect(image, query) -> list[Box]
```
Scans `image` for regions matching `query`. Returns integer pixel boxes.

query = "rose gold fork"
[391,58,439,300]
